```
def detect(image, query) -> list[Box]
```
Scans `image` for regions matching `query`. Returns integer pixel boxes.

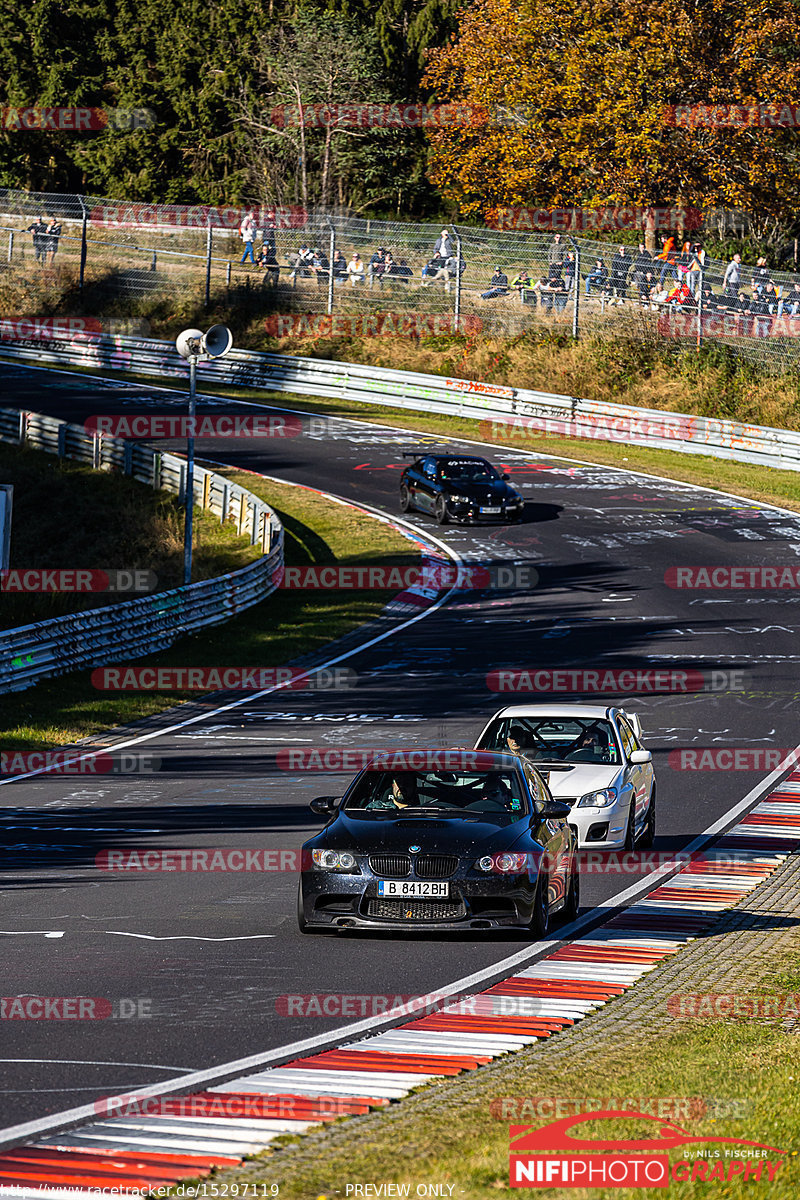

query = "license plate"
[377,881,449,898]
[480,506,502,514]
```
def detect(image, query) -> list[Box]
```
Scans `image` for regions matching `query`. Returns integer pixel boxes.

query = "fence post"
[7,231,13,263]
[78,196,88,296]
[326,220,335,316]
[204,220,213,309]
[696,265,704,351]
[454,230,462,330]
[571,242,580,340]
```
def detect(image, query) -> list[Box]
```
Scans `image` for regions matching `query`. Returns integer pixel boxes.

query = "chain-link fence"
[2,188,800,372]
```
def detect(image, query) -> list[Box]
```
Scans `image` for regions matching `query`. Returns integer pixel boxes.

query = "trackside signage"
[508,1112,786,1188]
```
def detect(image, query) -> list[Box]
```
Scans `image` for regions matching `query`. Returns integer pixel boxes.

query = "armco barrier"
[0,330,796,471]
[0,406,283,694]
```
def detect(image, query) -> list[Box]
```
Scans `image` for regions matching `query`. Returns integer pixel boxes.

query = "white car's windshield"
[481,718,620,765]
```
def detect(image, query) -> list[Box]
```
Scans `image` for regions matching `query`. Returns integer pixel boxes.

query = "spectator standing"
[656,234,678,287]
[256,243,280,285]
[239,210,257,264]
[548,233,565,268]
[723,253,742,298]
[609,246,631,303]
[633,242,652,288]
[481,267,509,299]
[44,216,62,265]
[563,251,576,292]
[26,215,47,264]
[311,246,329,289]
[434,228,454,259]
[261,212,277,255]
[686,244,706,297]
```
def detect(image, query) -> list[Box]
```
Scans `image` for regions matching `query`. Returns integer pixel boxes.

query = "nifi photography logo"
[508,1111,788,1189]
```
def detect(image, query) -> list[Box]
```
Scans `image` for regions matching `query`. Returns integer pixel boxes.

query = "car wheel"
[639,786,656,849]
[297,882,309,934]
[623,800,636,851]
[399,484,412,513]
[530,874,550,938]
[562,851,580,922]
[433,495,449,525]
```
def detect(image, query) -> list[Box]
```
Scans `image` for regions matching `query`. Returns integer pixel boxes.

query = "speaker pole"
[183,354,197,586]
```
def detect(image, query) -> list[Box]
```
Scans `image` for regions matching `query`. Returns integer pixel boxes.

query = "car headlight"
[576,789,618,808]
[476,852,531,873]
[311,849,359,872]
[450,493,471,503]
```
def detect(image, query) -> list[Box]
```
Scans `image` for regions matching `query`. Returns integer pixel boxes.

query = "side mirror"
[538,800,572,820]
[310,796,338,816]
[629,750,652,764]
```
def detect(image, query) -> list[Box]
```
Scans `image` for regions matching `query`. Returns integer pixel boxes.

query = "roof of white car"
[490,704,624,719]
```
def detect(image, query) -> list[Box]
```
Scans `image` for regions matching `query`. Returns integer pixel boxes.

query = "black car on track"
[399,452,524,524]
[298,751,578,935]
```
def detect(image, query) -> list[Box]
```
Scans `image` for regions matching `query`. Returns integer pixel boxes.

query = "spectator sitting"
[347,253,365,286]
[585,258,609,296]
[667,280,694,308]
[638,269,657,306]
[421,252,447,282]
[698,282,719,310]
[511,269,536,304]
[311,246,329,288]
[445,251,465,281]
[633,242,652,288]
[256,244,280,285]
[609,246,631,304]
[540,271,568,313]
[548,233,565,268]
[395,258,414,279]
[288,243,314,280]
[481,267,509,299]
[781,282,800,317]
[748,286,770,316]
[332,249,348,284]
[763,280,781,314]
[369,247,388,284]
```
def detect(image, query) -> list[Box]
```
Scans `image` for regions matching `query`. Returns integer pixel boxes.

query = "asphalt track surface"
[1,359,799,1131]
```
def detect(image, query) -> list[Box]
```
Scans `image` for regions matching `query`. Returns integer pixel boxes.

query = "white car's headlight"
[312,849,358,872]
[576,789,618,809]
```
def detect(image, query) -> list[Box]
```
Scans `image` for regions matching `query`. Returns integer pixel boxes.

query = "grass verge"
[0,472,419,752]
[195,931,800,1200]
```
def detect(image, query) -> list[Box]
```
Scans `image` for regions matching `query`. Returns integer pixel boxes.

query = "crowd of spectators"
[238,217,800,322]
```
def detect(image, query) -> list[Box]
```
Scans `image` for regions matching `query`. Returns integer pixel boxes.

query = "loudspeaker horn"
[175,328,204,359]
[203,324,234,358]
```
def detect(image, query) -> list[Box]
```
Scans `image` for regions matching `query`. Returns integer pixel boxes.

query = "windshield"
[343,769,529,815]
[439,459,498,482]
[479,718,620,765]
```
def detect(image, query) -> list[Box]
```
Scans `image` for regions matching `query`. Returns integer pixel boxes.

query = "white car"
[475,705,655,850]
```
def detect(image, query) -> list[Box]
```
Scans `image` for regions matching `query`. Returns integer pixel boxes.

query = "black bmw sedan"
[298,752,578,935]
[399,453,524,524]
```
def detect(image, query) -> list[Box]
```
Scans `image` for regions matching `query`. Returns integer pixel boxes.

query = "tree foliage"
[423,0,800,224]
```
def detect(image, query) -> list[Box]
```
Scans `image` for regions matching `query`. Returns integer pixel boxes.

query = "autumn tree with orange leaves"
[423,0,800,227]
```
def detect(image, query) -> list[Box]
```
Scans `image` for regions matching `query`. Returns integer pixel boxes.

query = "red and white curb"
[1,775,799,1196]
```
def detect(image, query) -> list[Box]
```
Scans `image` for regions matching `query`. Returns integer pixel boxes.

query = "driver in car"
[367,773,419,810]
[566,729,607,762]
[466,773,512,811]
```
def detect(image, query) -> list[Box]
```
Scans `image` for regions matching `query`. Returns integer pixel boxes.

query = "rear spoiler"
[401,446,448,458]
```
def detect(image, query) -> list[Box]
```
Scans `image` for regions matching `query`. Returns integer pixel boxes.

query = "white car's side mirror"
[630,749,652,764]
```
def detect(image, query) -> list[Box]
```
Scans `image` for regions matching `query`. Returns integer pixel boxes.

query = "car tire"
[297,882,309,934]
[562,850,580,922]
[399,485,412,513]
[530,874,550,938]
[434,495,449,525]
[623,799,636,851]
[639,786,656,849]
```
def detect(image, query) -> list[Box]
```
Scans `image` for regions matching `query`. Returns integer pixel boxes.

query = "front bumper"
[567,804,628,849]
[447,500,524,524]
[300,868,538,930]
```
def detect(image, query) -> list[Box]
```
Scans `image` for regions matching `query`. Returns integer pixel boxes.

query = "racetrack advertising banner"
[508,1112,787,1188]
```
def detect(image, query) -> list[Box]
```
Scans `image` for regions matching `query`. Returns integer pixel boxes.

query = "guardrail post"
[220,482,228,523]
[7,231,13,263]
[18,411,26,445]
[78,196,88,296]
[226,262,231,288]
[57,424,67,458]
[92,432,101,469]
[123,440,134,475]
[204,221,213,309]
[150,250,157,273]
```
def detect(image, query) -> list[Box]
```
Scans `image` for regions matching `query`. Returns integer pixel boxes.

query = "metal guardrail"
[0,405,283,694]
[0,330,796,473]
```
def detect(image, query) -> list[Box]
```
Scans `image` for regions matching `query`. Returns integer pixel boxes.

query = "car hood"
[306,811,536,855]
[448,479,519,501]
[538,763,620,798]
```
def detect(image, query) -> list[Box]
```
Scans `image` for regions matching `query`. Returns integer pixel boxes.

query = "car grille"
[415,854,459,878]
[369,854,411,877]
[366,899,465,921]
